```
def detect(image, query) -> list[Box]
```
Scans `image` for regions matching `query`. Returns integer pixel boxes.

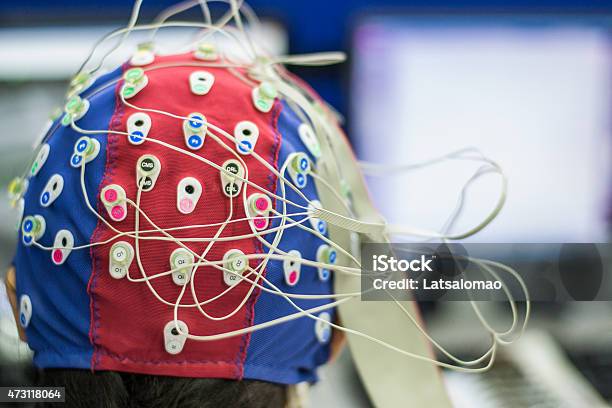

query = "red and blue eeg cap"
[12,52,336,384]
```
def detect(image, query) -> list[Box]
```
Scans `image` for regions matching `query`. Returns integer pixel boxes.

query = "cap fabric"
[13,53,335,384]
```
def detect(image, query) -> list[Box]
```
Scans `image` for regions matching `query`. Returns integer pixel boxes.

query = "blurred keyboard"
[445,360,564,408]
[444,332,610,408]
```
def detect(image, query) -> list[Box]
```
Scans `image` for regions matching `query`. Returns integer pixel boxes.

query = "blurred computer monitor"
[351,15,612,243]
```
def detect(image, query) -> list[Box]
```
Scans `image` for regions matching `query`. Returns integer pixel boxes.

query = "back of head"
[10,3,338,406]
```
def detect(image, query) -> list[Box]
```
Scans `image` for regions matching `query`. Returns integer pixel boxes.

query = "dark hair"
[35,369,287,408]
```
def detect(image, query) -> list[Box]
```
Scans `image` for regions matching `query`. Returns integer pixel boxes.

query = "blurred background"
[1,1,612,407]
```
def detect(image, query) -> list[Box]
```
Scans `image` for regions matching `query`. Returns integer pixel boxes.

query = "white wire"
[66,101,527,372]
[16,0,533,375]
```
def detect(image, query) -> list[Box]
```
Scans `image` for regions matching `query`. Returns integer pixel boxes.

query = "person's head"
[6,3,525,407]
[6,22,345,405]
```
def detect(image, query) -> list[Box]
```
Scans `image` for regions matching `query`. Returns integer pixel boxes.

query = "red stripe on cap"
[89,54,280,377]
